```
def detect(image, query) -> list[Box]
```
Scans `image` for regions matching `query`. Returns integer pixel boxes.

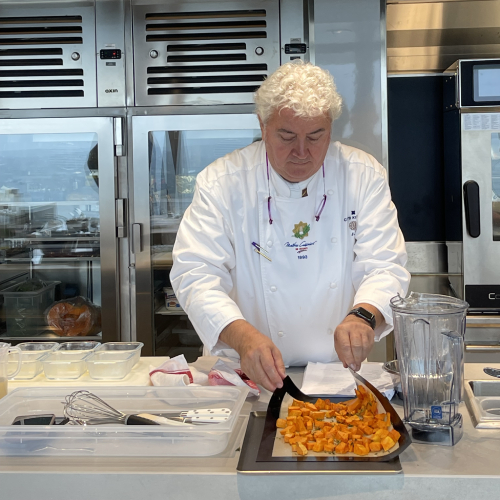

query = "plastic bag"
[208,359,260,396]
[45,296,101,337]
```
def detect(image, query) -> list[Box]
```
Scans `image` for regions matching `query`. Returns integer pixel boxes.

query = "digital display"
[473,64,500,102]
[100,49,121,60]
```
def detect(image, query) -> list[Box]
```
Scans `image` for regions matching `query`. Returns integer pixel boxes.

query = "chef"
[170,61,410,392]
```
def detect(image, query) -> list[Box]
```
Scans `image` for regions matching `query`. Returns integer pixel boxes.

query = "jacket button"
[278,331,284,337]
[331,237,337,243]
[270,285,277,292]
[327,189,334,195]
[330,282,337,289]
[328,328,333,335]
[267,240,273,247]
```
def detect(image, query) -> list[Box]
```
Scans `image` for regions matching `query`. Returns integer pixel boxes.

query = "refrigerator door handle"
[114,117,124,157]
[116,199,127,238]
[132,223,143,254]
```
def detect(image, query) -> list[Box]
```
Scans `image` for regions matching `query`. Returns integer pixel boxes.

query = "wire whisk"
[63,390,160,426]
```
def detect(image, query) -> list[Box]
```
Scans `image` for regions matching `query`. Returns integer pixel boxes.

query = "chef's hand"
[334,304,383,372]
[219,319,286,392]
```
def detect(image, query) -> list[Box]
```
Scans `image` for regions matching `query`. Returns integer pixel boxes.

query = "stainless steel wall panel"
[314,0,385,164]
[95,0,127,107]
[387,0,500,74]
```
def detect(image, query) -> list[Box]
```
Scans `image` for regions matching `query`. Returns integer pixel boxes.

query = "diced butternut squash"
[296,442,308,455]
[276,418,287,428]
[381,435,396,451]
[354,443,369,456]
[369,442,382,452]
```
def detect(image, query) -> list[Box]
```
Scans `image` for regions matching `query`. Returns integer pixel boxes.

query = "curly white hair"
[254,60,343,124]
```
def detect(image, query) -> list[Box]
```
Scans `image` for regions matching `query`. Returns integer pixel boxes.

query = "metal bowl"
[382,360,403,399]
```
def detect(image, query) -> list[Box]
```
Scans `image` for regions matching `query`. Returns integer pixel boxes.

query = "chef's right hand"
[219,319,286,392]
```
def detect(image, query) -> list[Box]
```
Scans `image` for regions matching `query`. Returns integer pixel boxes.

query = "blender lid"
[390,292,469,314]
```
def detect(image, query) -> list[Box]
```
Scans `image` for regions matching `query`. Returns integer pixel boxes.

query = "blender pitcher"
[390,292,468,446]
[0,343,22,399]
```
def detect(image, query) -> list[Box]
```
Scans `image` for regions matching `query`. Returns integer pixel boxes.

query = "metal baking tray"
[237,372,411,474]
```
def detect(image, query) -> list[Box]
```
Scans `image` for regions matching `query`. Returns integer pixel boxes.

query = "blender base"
[407,414,464,446]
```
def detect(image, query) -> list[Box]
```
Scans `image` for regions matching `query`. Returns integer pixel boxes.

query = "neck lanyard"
[266,153,327,225]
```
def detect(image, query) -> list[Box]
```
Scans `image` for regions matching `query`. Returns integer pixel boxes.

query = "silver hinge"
[114,117,125,157]
[116,199,127,238]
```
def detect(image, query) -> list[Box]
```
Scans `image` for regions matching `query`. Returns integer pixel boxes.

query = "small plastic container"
[95,342,143,367]
[55,341,101,352]
[86,351,136,380]
[42,351,91,380]
[8,342,59,380]
[0,281,60,336]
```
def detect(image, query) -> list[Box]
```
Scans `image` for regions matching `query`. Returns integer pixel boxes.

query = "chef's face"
[259,108,331,183]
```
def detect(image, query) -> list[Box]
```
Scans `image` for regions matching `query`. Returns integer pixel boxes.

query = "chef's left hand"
[334,304,383,371]
[334,317,374,372]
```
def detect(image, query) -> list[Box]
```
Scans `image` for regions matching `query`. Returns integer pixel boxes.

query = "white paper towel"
[300,362,395,400]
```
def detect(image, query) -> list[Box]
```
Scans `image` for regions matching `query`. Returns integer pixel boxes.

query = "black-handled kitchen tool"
[464,180,481,238]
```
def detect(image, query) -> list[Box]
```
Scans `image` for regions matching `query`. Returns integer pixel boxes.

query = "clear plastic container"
[95,342,143,367]
[8,342,59,380]
[0,385,249,457]
[0,281,60,336]
[86,351,136,380]
[42,351,91,380]
[55,341,101,352]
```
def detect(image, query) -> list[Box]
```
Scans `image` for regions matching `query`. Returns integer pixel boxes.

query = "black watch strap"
[347,307,376,330]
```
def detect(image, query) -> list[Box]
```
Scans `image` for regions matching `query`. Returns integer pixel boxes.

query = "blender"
[390,292,468,445]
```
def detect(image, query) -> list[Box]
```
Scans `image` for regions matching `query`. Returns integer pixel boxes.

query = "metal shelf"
[1,257,100,263]
[155,305,187,316]
[4,236,100,242]
[0,201,99,206]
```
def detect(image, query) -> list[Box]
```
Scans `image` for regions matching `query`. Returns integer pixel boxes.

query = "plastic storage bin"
[0,281,60,336]
[86,351,136,380]
[95,342,143,367]
[0,385,249,457]
[8,342,59,380]
[42,351,91,380]
[56,341,100,352]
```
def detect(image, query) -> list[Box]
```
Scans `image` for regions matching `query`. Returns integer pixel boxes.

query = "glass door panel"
[132,114,260,358]
[0,118,117,342]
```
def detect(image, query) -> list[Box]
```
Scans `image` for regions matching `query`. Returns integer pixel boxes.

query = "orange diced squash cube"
[296,442,308,455]
[353,443,369,456]
[324,443,334,452]
[335,442,348,454]
[381,435,396,451]
[389,429,401,442]
[276,418,287,428]
[312,442,324,453]
[369,442,382,452]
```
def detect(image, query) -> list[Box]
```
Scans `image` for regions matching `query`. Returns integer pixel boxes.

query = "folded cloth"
[208,359,260,397]
[149,355,194,387]
[300,362,395,400]
[190,365,209,385]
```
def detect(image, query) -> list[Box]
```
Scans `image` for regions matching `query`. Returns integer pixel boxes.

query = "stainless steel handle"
[465,344,500,352]
[116,199,127,238]
[114,117,124,157]
[132,223,142,254]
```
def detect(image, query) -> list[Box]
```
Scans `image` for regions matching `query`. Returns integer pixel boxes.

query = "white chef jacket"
[170,140,410,366]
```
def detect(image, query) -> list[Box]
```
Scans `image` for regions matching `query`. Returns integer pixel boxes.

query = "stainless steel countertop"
[1,359,500,500]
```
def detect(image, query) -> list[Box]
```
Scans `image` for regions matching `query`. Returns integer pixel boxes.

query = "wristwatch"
[347,307,376,330]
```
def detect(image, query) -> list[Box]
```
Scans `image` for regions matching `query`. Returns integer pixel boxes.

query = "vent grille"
[133,1,280,106]
[0,8,96,109]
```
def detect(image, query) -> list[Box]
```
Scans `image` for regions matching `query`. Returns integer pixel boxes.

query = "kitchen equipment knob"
[255,47,264,56]
[71,52,80,61]
[150,50,159,59]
